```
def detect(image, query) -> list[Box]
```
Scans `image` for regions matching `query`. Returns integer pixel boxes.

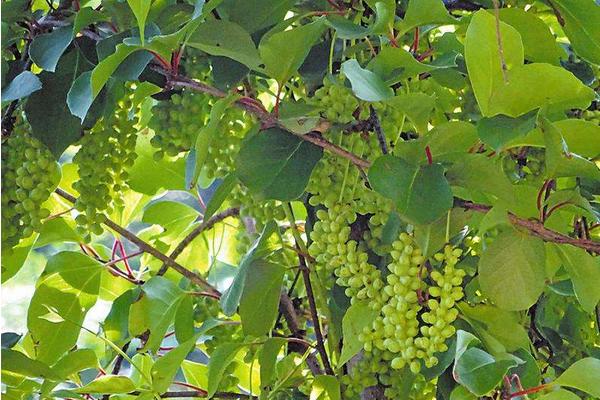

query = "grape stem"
[54,187,221,295]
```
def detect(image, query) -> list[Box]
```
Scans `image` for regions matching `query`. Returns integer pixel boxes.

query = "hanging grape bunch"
[1,117,61,251]
[72,94,138,240]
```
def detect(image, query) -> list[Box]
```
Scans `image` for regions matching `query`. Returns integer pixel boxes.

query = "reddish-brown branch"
[509,383,550,398]
[459,200,600,253]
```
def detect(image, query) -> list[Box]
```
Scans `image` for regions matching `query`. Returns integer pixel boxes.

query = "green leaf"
[458,303,530,351]
[537,389,581,400]
[550,0,600,64]
[258,337,287,389]
[259,18,326,83]
[2,234,37,283]
[67,71,94,122]
[505,119,600,158]
[2,71,42,101]
[413,209,471,257]
[219,0,293,33]
[311,375,341,400]
[1,332,22,349]
[478,229,546,311]
[27,252,102,364]
[129,276,186,352]
[464,10,523,117]
[220,221,277,316]
[188,20,261,69]
[1,349,60,380]
[203,173,238,220]
[128,134,186,195]
[326,15,370,39]
[498,8,565,64]
[477,111,537,151]
[207,343,244,397]
[385,93,435,133]
[174,296,195,343]
[509,348,541,389]
[28,26,73,72]
[52,349,98,379]
[193,95,238,187]
[151,335,198,393]
[73,8,109,35]
[340,59,393,102]
[368,47,438,84]
[142,201,199,239]
[25,50,86,158]
[554,245,600,314]
[555,358,600,397]
[236,128,323,201]
[74,375,136,394]
[465,10,594,117]
[181,360,208,389]
[104,289,139,346]
[396,0,457,35]
[127,0,151,45]
[454,347,519,396]
[339,302,378,365]
[239,261,285,336]
[369,155,453,225]
[92,44,140,97]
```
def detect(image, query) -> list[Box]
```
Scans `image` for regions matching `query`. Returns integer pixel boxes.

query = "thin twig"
[369,105,388,155]
[157,207,240,277]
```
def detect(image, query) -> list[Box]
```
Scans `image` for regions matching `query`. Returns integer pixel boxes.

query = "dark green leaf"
[239,261,285,336]
[203,174,238,220]
[1,349,60,380]
[454,348,518,396]
[236,128,323,201]
[554,245,600,314]
[369,155,453,225]
[259,18,326,83]
[259,337,287,389]
[550,0,600,64]
[477,112,537,151]
[151,335,198,393]
[28,26,73,72]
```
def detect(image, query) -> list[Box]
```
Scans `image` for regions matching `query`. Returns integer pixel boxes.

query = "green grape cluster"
[72,96,138,239]
[383,373,436,400]
[1,122,60,250]
[310,76,364,124]
[418,245,465,368]
[307,130,391,215]
[341,351,385,398]
[149,91,212,159]
[407,77,459,125]
[203,108,254,180]
[372,101,407,144]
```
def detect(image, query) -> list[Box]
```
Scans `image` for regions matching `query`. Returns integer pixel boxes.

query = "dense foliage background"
[1,0,600,399]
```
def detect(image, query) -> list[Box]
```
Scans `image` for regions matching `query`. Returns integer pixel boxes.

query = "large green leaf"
[311,375,341,400]
[550,0,600,64]
[258,337,287,389]
[498,8,565,64]
[369,155,453,225]
[554,245,600,314]
[28,26,73,72]
[239,261,285,336]
[555,358,600,397]
[478,229,546,311]
[188,20,261,69]
[368,47,439,84]
[465,10,593,117]
[1,349,60,381]
[341,59,394,102]
[259,18,326,83]
[219,0,293,33]
[27,252,102,364]
[339,302,378,365]
[236,128,323,201]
